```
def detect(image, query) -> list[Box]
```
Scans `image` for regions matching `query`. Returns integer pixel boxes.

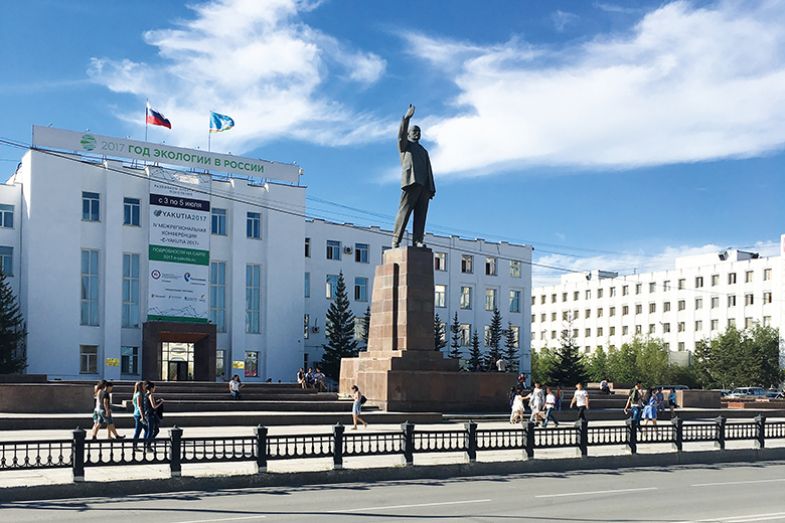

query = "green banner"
[147,314,210,324]
[149,245,209,265]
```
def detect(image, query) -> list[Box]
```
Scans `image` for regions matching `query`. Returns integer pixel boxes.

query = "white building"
[304,219,533,373]
[0,127,534,381]
[531,247,785,357]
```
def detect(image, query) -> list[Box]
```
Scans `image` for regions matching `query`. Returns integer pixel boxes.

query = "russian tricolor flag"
[146,102,172,129]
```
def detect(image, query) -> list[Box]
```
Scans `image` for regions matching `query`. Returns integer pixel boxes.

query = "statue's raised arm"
[398,104,415,153]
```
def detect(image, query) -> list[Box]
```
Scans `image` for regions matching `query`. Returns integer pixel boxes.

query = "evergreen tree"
[486,308,504,365]
[358,306,371,352]
[467,329,484,371]
[585,346,609,382]
[448,312,463,362]
[532,347,558,385]
[503,322,519,370]
[320,272,358,379]
[434,313,447,352]
[549,327,587,386]
[0,270,26,374]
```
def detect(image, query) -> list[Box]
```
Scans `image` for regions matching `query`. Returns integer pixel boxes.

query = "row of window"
[537,270,774,305]
[82,193,264,239]
[534,316,772,341]
[81,250,263,333]
[533,292,775,324]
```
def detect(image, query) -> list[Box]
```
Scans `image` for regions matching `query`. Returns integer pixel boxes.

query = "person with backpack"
[350,384,368,430]
[624,381,645,424]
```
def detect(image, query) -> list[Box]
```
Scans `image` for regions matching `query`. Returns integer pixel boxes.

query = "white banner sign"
[148,169,210,323]
[32,125,302,183]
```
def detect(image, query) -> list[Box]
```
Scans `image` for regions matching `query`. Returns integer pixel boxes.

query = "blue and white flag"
[209,111,235,133]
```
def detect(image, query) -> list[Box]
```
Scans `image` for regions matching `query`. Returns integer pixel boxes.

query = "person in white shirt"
[570,382,590,421]
[496,357,507,373]
[228,374,242,400]
[509,387,525,424]
[542,386,559,428]
[524,383,545,425]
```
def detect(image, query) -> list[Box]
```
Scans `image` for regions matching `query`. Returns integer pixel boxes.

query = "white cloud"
[88,0,388,151]
[406,0,785,177]
[533,239,780,288]
[552,10,579,32]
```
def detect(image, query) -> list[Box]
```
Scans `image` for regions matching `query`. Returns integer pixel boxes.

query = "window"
[728,272,737,284]
[211,208,227,235]
[80,249,99,326]
[598,327,604,336]
[326,240,341,260]
[572,310,579,320]
[0,246,12,276]
[678,279,685,290]
[209,261,226,332]
[622,326,629,335]
[461,255,473,273]
[551,330,557,340]
[304,314,310,339]
[678,322,685,332]
[763,292,772,304]
[459,324,471,345]
[572,328,578,338]
[305,238,311,257]
[79,345,98,374]
[531,314,536,323]
[562,311,569,321]
[664,302,671,312]
[609,307,615,316]
[711,297,719,308]
[764,269,772,281]
[485,257,497,276]
[244,351,259,378]
[304,272,310,298]
[608,326,614,335]
[123,198,140,226]
[649,303,656,313]
[597,308,604,318]
[663,343,669,351]
[635,283,642,294]
[663,280,671,291]
[585,290,591,299]
[326,274,339,300]
[510,260,521,278]
[678,300,686,311]
[355,277,369,302]
[763,316,772,327]
[585,308,591,318]
[484,326,492,345]
[562,292,568,302]
[728,318,736,328]
[121,346,139,374]
[663,323,671,333]
[622,285,629,296]
[711,319,719,331]
[622,305,629,316]
[695,276,703,288]
[509,290,521,313]
[678,342,685,351]
[551,312,557,321]
[711,274,719,286]
[82,191,100,222]
[728,295,736,307]
[216,350,226,378]
[246,264,261,334]
[635,304,642,314]
[355,317,369,341]
[597,289,604,298]
[434,252,447,271]
[356,243,370,264]
[540,295,546,304]
[585,328,591,337]
[540,313,545,322]
[246,212,261,239]
[433,284,447,308]
[648,324,655,334]
[695,298,703,310]
[0,204,13,228]
[551,294,557,303]
[648,282,656,293]
[509,326,520,347]
[575,292,580,301]
[485,288,497,311]
[695,320,703,331]
[460,286,472,309]
[745,317,755,329]
[635,325,642,335]
[121,253,140,328]
[745,270,753,283]
[744,293,754,306]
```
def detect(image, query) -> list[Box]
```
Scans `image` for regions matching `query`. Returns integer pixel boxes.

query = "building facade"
[531,247,785,357]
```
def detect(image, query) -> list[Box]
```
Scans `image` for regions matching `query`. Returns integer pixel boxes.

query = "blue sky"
[2,0,784,284]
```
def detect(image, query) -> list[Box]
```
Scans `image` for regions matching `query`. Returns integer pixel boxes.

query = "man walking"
[624,381,645,424]
[570,382,590,421]
[392,104,436,248]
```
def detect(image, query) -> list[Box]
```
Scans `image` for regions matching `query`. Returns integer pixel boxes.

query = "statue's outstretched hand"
[404,104,415,119]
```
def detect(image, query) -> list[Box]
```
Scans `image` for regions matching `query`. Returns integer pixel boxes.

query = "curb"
[3,448,785,503]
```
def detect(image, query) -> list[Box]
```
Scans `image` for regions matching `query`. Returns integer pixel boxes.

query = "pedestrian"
[297,368,306,389]
[655,387,665,412]
[516,373,527,389]
[542,386,560,428]
[496,357,507,373]
[131,381,147,451]
[524,382,545,425]
[642,387,658,426]
[89,380,107,439]
[668,388,678,415]
[100,382,124,440]
[143,381,164,452]
[555,386,563,411]
[314,367,326,392]
[510,387,525,424]
[229,374,243,400]
[570,382,590,421]
[624,381,645,424]
[305,367,315,388]
[350,385,367,430]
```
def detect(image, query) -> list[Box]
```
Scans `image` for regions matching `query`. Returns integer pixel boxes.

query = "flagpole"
[145,98,149,142]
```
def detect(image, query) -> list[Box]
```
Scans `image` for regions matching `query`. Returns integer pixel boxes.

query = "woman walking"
[642,387,658,426]
[90,380,107,439]
[350,385,367,430]
[542,386,560,428]
[143,381,164,451]
[131,381,146,450]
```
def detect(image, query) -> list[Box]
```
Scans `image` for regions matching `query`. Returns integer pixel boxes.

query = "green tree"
[0,271,25,374]
[532,347,558,385]
[585,346,609,382]
[434,313,447,352]
[485,308,504,367]
[607,343,639,384]
[320,272,358,379]
[448,312,463,362]
[467,329,484,371]
[503,322,519,370]
[358,306,371,352]
[549,327,587,386]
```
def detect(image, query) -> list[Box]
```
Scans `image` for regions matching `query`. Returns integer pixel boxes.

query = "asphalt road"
[3,462,785,522]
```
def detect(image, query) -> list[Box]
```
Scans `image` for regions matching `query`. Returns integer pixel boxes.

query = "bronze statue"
[392,104,436,248]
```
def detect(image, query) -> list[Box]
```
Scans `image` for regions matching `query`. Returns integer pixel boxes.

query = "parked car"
[766,389,784,399]
[725,387,767,399]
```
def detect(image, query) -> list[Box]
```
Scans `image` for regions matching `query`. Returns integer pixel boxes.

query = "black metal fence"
[1,415,783,483]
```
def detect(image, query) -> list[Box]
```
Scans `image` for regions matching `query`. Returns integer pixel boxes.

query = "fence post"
[401,421,415,466]
[332,423,344,470]
[72,427,85,483]
[169,426,183,478]
[576,418,588,457]
[524,420,535,460]
[755,414,766,449]
[255,425,268,473]
[465,421,477,464]
[672,416,683,452]
[626,418,638,455]
[715,416,726,450]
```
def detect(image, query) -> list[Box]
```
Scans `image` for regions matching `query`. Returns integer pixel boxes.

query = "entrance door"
[160,342,194,381]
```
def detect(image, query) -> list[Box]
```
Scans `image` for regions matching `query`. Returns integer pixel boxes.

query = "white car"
[725,387,767,399]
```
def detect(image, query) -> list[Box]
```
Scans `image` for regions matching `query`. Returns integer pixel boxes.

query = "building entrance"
[160,342,194,381]
[142,322,216,381]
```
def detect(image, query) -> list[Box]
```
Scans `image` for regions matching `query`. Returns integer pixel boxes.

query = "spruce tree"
[0,270,26,374]
[320,272,358,379]
[487,307,503,363]
[550,326,587,386]
[467,329,484,371]
[448,312,463,361]
[434,313,447,352]
[503,321,519,370]
[359,306,371,351]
